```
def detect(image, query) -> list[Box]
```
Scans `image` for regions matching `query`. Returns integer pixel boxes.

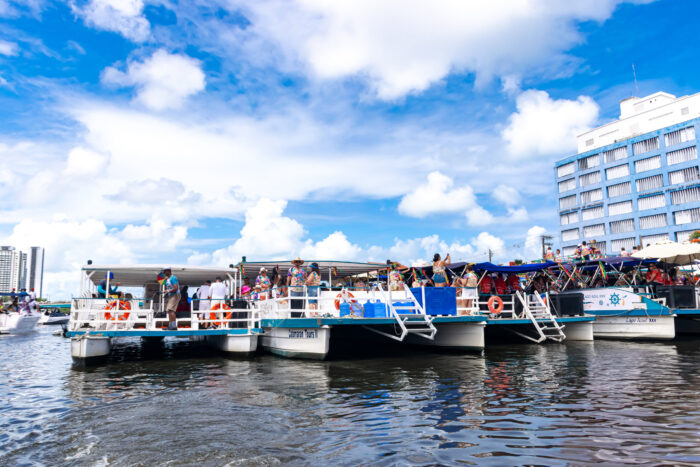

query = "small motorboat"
[0,311,41,334]
[39,310,70,325]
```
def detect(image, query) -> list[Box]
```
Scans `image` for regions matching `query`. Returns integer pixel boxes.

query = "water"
[2,328,700,466]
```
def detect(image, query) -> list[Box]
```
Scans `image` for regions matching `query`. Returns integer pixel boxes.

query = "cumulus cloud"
[64,146,108,175]
[524,225,548,259]
[492,184,521,206]
[233,0,639,99]
[73,0,150,42]
[0,39,18,55]
[502,89,599,157]
[102,49,206,110]
[398,171,481,218]
[107,178,186,205]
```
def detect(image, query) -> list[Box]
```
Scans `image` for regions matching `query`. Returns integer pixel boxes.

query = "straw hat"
[291,257,304,265]
[259,267,267,273]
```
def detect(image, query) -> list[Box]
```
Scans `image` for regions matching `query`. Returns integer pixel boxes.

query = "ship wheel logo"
[609,293,621,306]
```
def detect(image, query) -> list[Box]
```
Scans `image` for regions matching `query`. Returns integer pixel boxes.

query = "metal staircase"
[514,291,566,343]
[363,284,436,342]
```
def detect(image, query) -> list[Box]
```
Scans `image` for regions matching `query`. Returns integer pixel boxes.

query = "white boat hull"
[0,313,40,334]
[405,322,485,351]
[562,321,594,341]
[206,333,258,354]
[261,326,330,359]
[592,315,675,340]
[71,335,112,359]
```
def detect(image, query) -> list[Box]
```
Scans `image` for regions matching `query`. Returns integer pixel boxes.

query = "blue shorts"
[432,274,446,284]
[308,286,319,305]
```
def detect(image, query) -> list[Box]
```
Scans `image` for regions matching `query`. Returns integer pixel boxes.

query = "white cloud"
[507,207,529,223]
[102,49,206,110]
[0,39,18,55]
[107,178,185,205]
[233,0,639,99]
[73,0,150,42]
[502,89,599,157]
[301,231,362,261]
[492,184,521,206]
[65,146,108,175]
[398,171,479,218]
[524,225,548,259]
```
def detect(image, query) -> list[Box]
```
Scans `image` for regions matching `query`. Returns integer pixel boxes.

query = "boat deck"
[260,315,487,328]
[672,308,700,316]
[486,316,594,325]
[66,328,263,338]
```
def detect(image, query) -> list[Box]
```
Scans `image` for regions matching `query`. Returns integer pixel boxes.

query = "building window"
[681,107,690,116]
[636,174,663,192]
[557,162,575,178]
[608,200,633,216]
[563,246,577,256]
[633,137,659,155]
[634,155,661,173]
[665,126,696,147]
[579,171,601,187]
[558,178,576,193]
[674,207,700,225]
[669,166,700,185]
[579,154,600,170]
[604,146,627,164]
[583,223,605,238]
[562,228,579,242]
[637,194,666,211]
[581,188,603,205]
[606,164,629,180]
[581,206,604,221]
[586,139,594,147]
[560,212,579,225]
[639,213,667,230]
[610,219,635,234]
[641,233,669,245]
[667,146,698,165]
[670,186,700,205]
[677,230,696,242]
[611,237,635,253]
[607,181,631,198]
[559,195,577,210]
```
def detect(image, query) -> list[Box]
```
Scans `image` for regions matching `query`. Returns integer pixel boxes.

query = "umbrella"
[633,240,700,265]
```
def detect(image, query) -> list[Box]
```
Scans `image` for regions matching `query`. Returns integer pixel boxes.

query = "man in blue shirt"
[163,268,180,330]
[97,273,119,298]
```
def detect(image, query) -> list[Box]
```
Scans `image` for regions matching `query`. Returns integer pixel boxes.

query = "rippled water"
[2,328,700,465]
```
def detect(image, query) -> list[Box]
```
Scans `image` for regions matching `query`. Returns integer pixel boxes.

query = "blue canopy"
[468,261,558,273]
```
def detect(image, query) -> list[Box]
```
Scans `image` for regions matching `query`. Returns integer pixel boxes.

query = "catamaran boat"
[0,310,41,334]
[67,264,261,360]
[552,257,675,340]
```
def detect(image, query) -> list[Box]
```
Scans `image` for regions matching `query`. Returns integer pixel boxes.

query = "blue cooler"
[393,301,416,314]
[371,302,388,317]
[410,287,457,316]
[362,301,374,318]
[339,303,351,317]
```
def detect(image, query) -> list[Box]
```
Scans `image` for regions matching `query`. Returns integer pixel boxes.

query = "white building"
[26,247,45,297]
[0,246,22,293]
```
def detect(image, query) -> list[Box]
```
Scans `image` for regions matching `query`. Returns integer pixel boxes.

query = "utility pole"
[540,234,553,258]
[488,249,493,263]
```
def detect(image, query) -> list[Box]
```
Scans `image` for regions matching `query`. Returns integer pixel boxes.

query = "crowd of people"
[0,288,38,314]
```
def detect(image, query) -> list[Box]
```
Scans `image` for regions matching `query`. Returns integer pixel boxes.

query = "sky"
[1,0,700,299]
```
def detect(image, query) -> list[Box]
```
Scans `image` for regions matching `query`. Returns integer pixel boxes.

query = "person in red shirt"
[494,273,507,295]
[645,265,663,284]
[480,275,493,294]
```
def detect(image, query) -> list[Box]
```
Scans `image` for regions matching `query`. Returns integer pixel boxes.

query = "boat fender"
[104,300,131,321]
[487,296,504,314]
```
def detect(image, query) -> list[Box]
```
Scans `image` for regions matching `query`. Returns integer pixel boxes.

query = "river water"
[2,328,700,466]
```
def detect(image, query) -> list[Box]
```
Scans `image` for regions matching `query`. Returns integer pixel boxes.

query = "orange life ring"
[104,300,131,320]
[334,292,356,310]
[209,303,231,325]
[487,296,504,314]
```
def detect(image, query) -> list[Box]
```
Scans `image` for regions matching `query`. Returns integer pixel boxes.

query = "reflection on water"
[2,329,700,465]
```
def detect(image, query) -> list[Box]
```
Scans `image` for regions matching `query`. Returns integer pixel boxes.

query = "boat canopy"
[455,261,558,274]
[81,264,238,288]
[555,257,659,271]
[237,260,386,283]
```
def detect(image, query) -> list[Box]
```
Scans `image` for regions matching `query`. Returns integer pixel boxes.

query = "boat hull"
[261,326,330,359]
[404,321,485,351]
[562,320,594,341]
[0,313,40,334]
[206,334,258,354]
[592,314,675,340]
[71,335,112,359]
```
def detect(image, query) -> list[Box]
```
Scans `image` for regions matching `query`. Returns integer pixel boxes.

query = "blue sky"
[1,0,699,298]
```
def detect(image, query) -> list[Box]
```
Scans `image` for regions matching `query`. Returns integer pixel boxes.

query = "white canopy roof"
[633,240,700,265]
[82,264,238,288]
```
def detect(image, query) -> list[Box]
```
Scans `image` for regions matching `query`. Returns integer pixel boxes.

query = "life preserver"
[209,303,231,325]
[487,296,504,314]
[104,300,131,320]
[334,292,356,310]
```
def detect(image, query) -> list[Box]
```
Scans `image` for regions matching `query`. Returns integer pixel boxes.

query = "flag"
[156,272,166,286]
[239,264,245,276]
[332,266,338,276]
[599,262,608,281]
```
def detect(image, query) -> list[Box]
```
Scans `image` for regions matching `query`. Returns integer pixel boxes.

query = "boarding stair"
[363,284,437,342]
[514,291,566,343]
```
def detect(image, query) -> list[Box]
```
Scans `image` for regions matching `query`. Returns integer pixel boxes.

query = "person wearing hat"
[287,257,307,311]
[387,260,404,291]
[97,272,120,298]
[305,262,321,312]
[162,267,180,330]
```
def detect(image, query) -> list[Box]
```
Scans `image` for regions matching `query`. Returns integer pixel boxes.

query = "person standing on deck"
[196,280,211,312]
[256,268,271,299]
[555,249,562,262]
[306,263,321,313]
[388,261,404,291]
[162,268,180,330]
[544,246,554,261]
[97,273,119,298]
[209,277,228,307]
[432,253,451,287]
[287,257,306,310]
[580,241,591,261]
